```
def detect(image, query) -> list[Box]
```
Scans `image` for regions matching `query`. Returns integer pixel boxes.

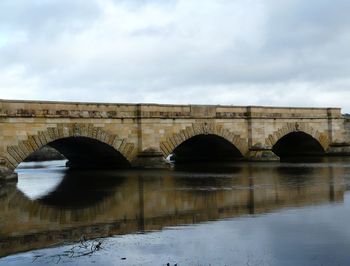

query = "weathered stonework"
[0,99,349,181]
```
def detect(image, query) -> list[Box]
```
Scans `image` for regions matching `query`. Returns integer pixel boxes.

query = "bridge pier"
[0,161,17,183]
[247,144,280,162]
[131,148,171,169]
[327,143,350,156]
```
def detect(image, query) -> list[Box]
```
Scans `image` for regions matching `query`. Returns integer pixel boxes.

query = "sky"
[0,0,350,112]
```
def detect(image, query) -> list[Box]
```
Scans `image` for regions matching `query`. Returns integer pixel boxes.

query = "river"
[1,158,350,265]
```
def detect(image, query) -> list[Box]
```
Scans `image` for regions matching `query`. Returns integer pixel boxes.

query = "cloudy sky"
[0,0,350,112]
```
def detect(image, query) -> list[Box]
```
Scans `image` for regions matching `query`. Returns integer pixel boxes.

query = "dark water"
[1,158,350,266]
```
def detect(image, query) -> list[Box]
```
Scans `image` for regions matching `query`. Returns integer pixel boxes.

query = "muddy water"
[1,158,350,265]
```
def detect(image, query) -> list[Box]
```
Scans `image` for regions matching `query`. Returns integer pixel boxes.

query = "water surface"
[1,158,350,265]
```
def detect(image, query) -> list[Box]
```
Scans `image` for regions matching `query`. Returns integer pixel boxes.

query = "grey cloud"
[113,0,178,9]
[0,0,349,112]
[260,0,350,80]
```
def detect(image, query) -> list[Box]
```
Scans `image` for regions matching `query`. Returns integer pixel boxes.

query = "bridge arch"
[160,123,249,161]
[265,123,330,157]
[3,124,136,170]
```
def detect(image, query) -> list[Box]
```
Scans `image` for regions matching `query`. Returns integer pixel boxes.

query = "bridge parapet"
[0,100,342,119]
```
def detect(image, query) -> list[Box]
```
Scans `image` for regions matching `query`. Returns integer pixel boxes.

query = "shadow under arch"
[48,136,130,169]
[273,131,326,160]
[265,122,330,152]
[38,168,127,209]
[160,123,249,161]
[171,134,244,164]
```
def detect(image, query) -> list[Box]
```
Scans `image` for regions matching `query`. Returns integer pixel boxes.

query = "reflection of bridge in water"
[0,164,346,257]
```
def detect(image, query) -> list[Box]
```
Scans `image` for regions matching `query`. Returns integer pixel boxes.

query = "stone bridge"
[0,99,350,181]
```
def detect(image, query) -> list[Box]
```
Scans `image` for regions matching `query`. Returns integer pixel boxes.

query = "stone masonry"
[0,99,349,181]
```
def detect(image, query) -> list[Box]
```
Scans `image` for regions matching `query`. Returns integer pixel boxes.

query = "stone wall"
[344,115,350,143]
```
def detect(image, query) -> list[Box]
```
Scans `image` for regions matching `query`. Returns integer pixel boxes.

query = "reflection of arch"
[3,124,135,169]
[265,123,329,151]
[160,123,248,157]
[39,169,127,208]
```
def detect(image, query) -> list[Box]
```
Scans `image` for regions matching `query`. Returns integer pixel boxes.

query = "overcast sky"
[0,0,349,112]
